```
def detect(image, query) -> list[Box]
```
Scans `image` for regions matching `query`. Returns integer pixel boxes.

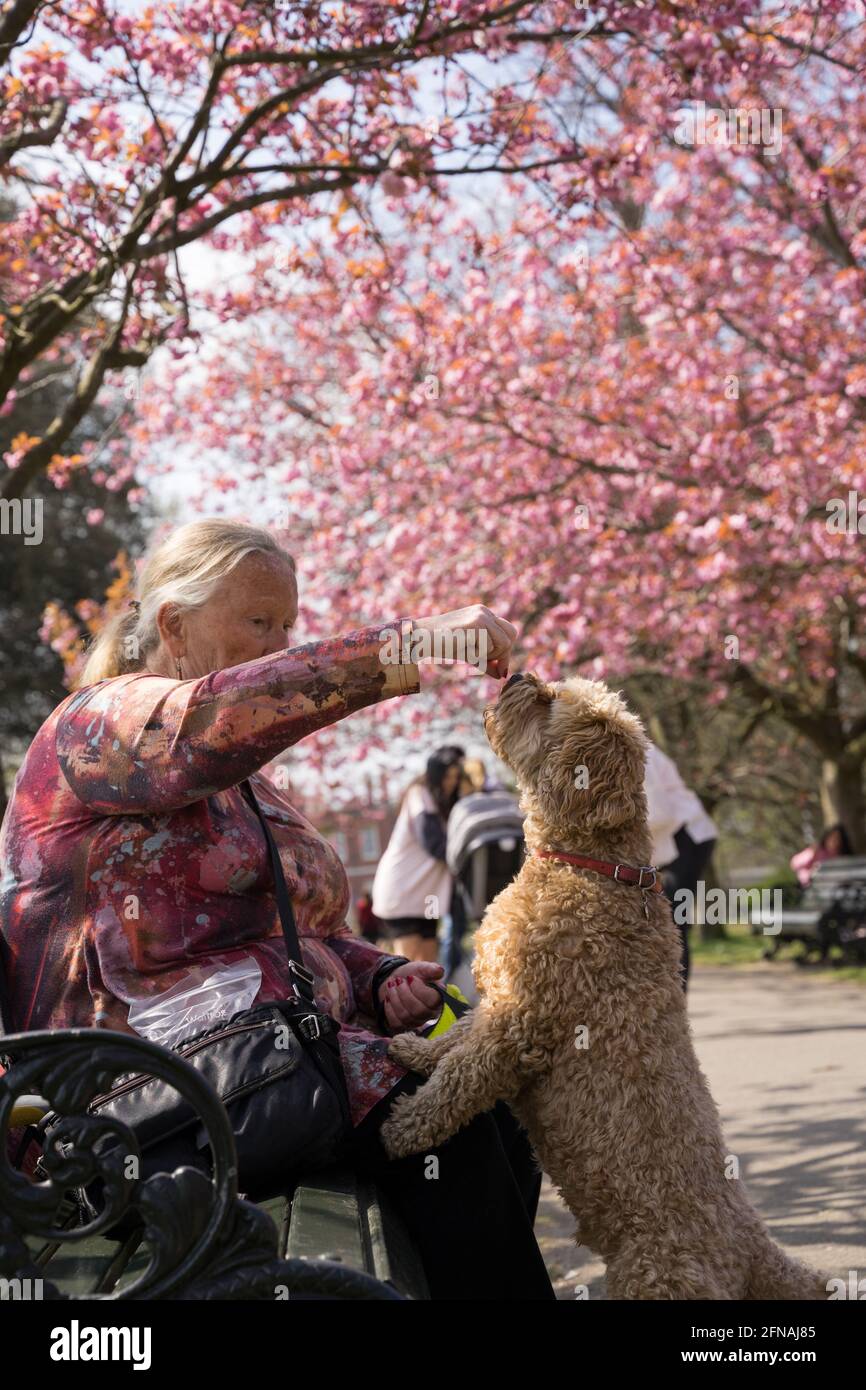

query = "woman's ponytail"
[74,603,143,688]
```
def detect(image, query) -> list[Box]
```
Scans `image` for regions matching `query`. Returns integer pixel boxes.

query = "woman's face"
[441,764,461,798]
[161,552,299,678]
[824,829,843,855]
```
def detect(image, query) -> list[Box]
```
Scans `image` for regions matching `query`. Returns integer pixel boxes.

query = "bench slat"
[360,1180,429,1300]
[288,1175,367,1268]
[36,1235,130,1297]
[287,1169,429,1300]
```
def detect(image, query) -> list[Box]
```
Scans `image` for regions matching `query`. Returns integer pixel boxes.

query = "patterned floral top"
[0,623,421,1127]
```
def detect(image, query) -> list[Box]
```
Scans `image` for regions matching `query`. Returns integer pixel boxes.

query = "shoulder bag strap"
[241,779,317,1007]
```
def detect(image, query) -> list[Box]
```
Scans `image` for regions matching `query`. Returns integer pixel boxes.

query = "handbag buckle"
[289,960,315,987]
[298,1014,322,1042]
[288,960,316,1004]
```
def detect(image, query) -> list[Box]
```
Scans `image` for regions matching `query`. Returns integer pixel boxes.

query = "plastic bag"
[127,957,263,1051]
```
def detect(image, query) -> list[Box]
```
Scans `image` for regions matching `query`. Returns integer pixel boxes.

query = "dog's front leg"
[387,1011,473,1075]
[379,1009,528,1158]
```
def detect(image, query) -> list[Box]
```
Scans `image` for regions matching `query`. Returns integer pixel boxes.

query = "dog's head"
[483,672,649,851]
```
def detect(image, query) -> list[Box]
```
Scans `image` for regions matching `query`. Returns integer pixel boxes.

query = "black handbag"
[39,780,356,1201]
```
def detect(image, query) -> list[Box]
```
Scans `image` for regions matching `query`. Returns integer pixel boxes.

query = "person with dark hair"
[371,746,464,962]
[791,823,854,887]
[356,891,382,944]
[644,742,718,992]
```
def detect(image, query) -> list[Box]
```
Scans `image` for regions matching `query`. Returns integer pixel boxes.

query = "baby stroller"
[446,788,526,923]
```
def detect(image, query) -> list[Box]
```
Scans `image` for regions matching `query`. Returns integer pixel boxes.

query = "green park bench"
[749,855,866,963]
[0,1026,429,1301]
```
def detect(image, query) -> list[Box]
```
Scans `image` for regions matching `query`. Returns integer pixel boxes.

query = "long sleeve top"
[371,783,455,922]
[789,844,837,888]
[0,623,420,1126]
[644,743,718,867]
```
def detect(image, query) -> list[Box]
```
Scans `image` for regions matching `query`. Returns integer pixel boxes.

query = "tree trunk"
[820,757,866,852]
[699,847,727,942]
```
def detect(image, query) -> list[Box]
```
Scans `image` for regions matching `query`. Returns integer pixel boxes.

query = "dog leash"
[534,849,665,920]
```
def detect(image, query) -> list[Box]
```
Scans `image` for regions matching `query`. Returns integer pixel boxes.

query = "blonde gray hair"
[76,519,295,688]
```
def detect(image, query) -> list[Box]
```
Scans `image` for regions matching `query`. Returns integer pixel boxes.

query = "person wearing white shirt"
[372,748,462,962]
[644,742,718,990]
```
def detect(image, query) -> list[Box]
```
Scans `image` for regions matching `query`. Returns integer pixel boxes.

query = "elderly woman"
[0,519,553,1300]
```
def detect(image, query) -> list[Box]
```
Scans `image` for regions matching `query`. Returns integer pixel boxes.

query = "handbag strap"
[241,779,317,1008]
[428,981,473,1017]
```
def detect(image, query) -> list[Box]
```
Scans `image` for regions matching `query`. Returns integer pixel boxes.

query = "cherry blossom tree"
[12,2,866,838]
[0,0,608,501]
[128,3,866,839]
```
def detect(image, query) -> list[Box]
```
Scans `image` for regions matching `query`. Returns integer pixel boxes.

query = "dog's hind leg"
[742,1229,828,1301]
[605,1242,733,1301]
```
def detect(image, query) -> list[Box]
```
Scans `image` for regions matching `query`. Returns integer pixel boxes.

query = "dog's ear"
[546,678,648,833]
[574,724,647,831]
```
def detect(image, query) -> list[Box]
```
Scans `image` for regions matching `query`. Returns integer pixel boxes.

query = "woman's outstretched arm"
[56,622,418,813]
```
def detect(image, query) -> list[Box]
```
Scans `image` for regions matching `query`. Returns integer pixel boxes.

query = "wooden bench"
[0,1028,429,1301]
[749,856,866,963]
[7,1170,428,1301]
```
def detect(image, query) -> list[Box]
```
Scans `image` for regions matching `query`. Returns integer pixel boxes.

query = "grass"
[690,923,768,966]
[691,921,866,984]
[461,920,866,984]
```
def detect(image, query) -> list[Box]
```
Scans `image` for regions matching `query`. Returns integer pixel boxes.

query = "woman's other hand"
[413,605,517,679]
[381,961,445,1031]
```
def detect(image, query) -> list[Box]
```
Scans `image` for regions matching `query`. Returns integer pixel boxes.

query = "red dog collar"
[535,849,665,894]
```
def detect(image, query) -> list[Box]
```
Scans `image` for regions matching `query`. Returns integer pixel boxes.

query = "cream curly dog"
[380,672,828,1300]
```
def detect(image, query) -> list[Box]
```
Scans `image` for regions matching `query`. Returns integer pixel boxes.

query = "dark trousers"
[439,883,467,976]
[342,1072,555,1300]
[660,826,717,992]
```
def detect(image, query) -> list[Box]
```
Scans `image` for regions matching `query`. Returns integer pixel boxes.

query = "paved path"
[522,964,866,1299]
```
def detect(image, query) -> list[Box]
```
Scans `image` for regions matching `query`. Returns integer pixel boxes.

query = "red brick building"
[287,770,401,928]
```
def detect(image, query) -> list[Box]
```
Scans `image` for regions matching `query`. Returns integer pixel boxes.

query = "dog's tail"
[745,1229,828,1301]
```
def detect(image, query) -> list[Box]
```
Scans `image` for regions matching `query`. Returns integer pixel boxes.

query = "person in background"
[644,742,718,992]
[356,890,382,945]
[459,756,493,797]
[790,823,853,887]
[437,757,489,976]
[447,757,525,930]
[430,746,469,971]
[371,747,464,963]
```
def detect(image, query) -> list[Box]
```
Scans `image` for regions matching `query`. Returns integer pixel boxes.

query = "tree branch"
[0,98,66,167]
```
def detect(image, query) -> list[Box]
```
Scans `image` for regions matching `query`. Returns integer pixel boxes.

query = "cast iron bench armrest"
[0,1028,426,1300]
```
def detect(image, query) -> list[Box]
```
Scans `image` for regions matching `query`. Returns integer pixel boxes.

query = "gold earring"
[175,658,183,680]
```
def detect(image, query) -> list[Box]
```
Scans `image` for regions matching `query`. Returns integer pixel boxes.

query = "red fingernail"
[407,975,414,983]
